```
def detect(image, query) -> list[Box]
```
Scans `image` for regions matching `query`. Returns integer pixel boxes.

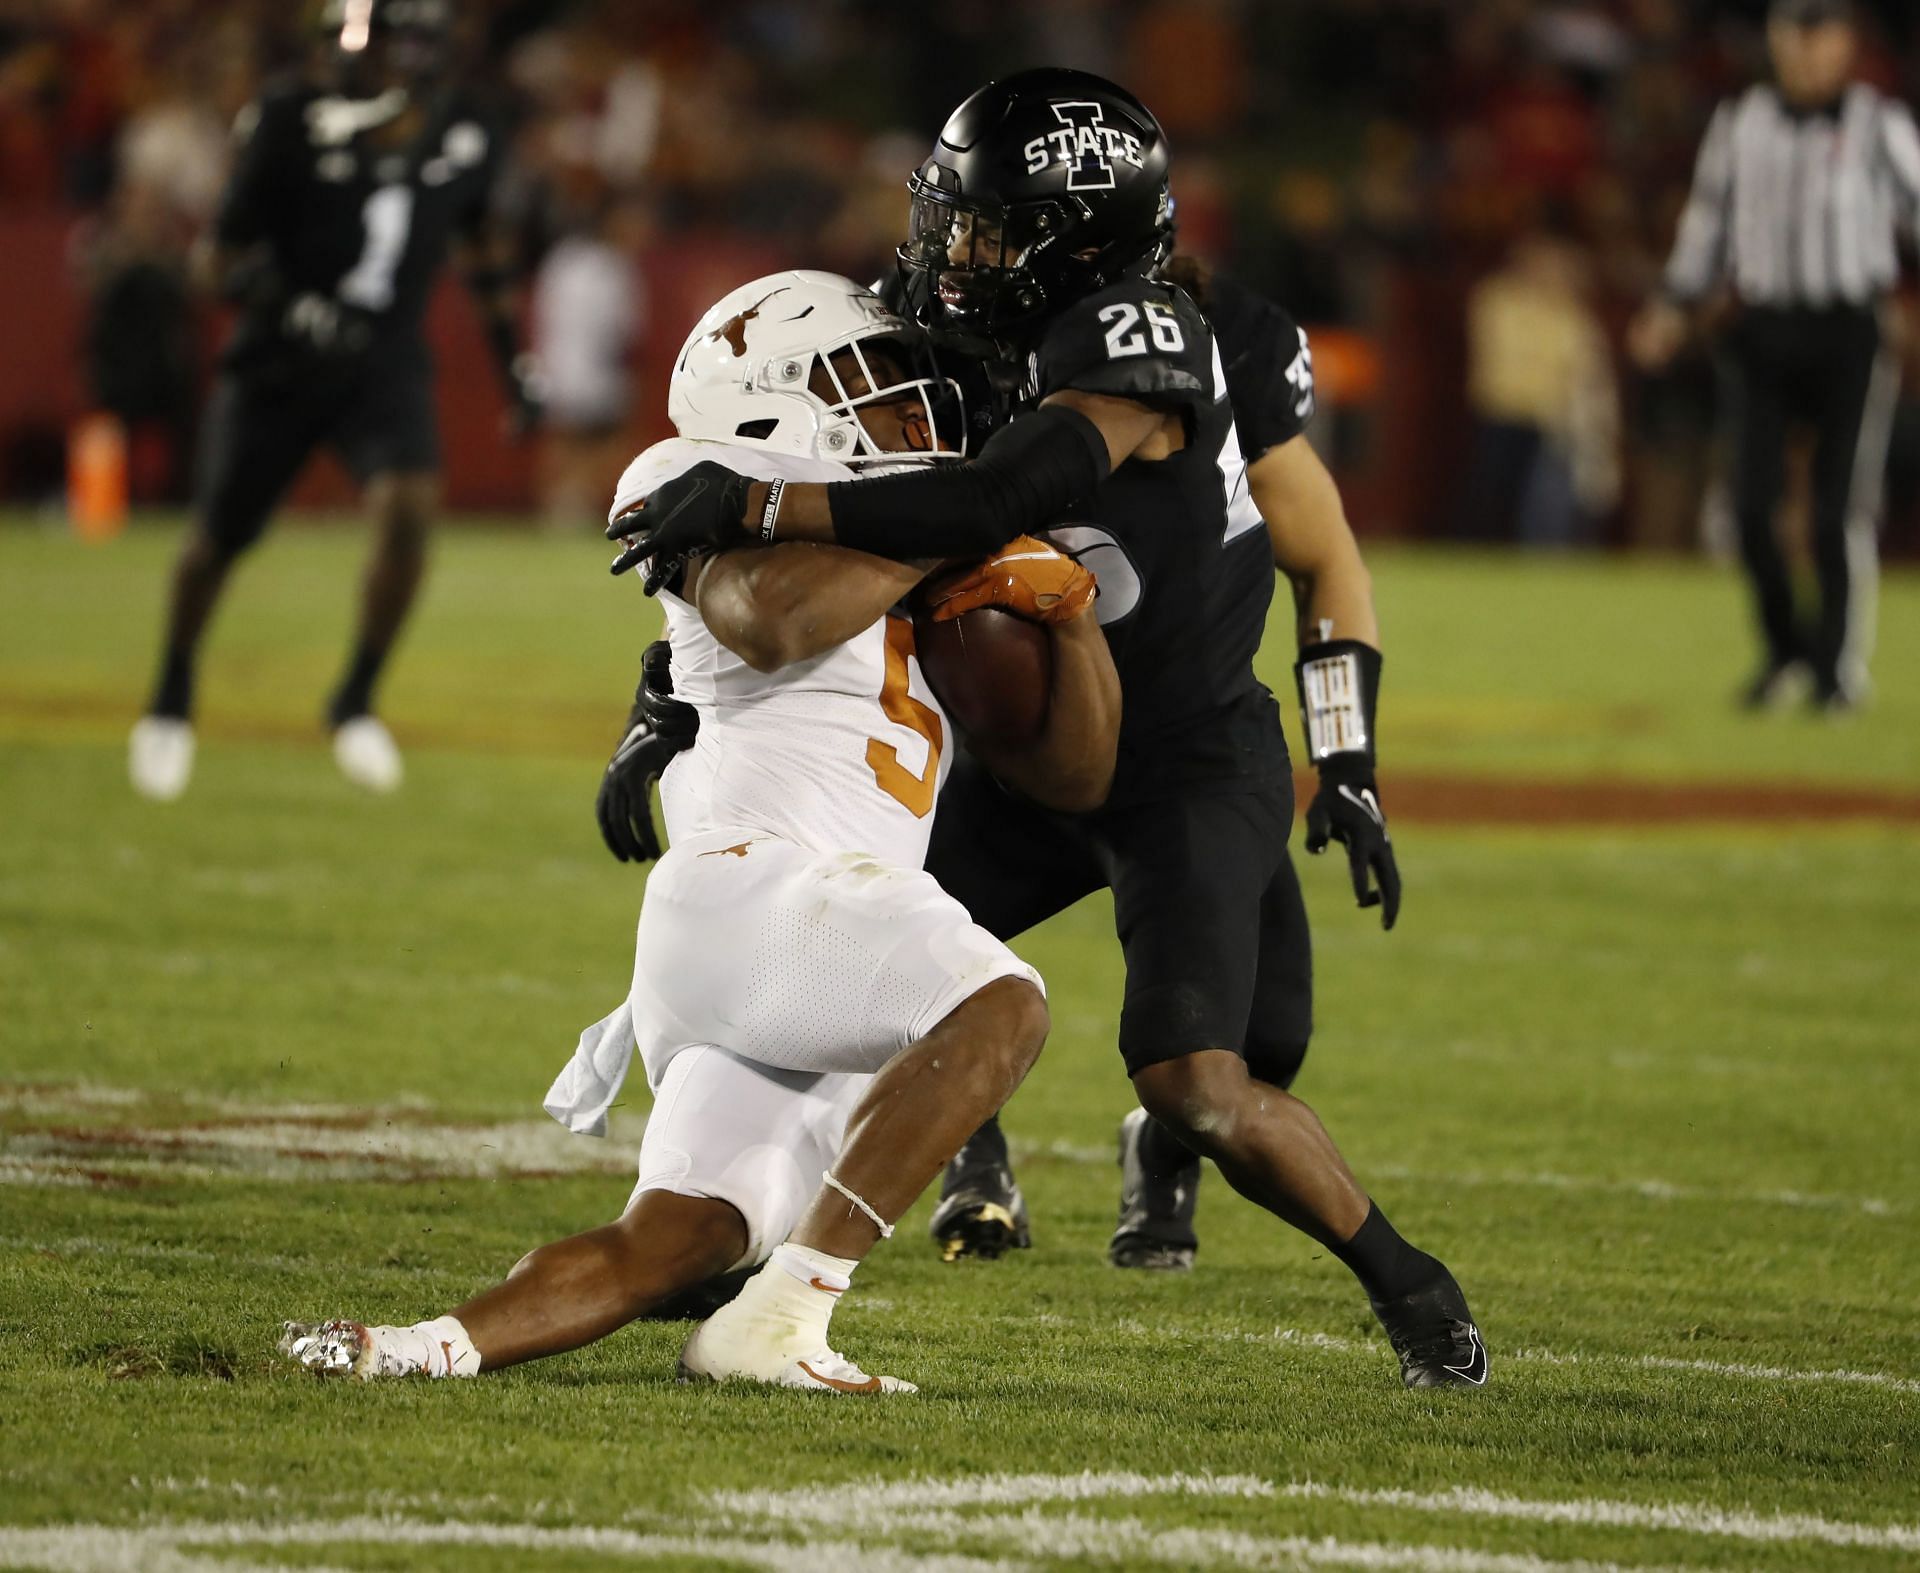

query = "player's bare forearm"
[973,612,1120,813]
[689,544,932,673]
[1253,436,1379,648]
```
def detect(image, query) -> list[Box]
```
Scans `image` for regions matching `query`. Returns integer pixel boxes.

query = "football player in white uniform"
[282,272,1121,1393]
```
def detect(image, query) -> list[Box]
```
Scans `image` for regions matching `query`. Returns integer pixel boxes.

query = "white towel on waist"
[543,1001,637,1137]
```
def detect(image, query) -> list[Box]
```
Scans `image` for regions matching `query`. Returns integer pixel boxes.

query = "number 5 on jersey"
[867,616,943,817]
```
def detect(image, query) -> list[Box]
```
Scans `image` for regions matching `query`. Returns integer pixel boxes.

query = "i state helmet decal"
[1022,101,1148,193]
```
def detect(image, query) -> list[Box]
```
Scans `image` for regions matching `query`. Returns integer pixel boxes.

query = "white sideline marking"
[712,1469,1920,1556]
[9,1472,1914,1573]
[0,1520,1015,1573]
[1280,1483,1920,1553]
[0,1514,1729,1573]
[1012,1139,1903,1217]
[707,1470,1278,1520]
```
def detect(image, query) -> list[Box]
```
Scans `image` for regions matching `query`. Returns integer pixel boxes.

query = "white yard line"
[0,1520,1021,1573]
[6,1470,1914,1573]
[712,1469,1919,1555]
[1280,1483,1920,1553]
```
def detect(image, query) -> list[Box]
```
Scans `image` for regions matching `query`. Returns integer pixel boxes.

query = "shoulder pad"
[1033,278,1216,414]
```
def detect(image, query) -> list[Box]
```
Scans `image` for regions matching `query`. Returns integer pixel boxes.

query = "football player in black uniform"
[605,70,1483,1389]
[129,0,537,801]
[929,251,1401,1275]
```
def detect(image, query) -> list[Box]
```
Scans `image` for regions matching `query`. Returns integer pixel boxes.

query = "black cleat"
[1371,1272,1489,1389]
[1108,1107,1200,1271]
[930,1126,1031,1262]
[641,1268,754,1321]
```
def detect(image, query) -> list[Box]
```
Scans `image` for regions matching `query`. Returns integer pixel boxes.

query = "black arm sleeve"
[825,403,1110,560]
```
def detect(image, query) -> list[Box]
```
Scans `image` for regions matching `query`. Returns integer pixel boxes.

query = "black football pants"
[1724,304,1896,691]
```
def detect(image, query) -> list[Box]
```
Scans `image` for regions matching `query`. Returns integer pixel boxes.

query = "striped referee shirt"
[1665,82,1920,309]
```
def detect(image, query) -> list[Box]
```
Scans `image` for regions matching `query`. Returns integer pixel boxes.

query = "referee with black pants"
[1631,0,1916,711]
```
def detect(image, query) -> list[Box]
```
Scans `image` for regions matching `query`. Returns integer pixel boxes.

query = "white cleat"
[129,716,195,801]
[332,716,403,793]
[677,1306,916,1394]
[280,1319,387,1380]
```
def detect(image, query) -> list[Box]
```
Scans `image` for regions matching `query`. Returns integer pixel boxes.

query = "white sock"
[385,1314,481,1378]
[731,1243,860,1346]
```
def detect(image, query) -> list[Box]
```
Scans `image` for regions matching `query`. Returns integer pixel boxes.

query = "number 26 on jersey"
[1099,300,1184,359]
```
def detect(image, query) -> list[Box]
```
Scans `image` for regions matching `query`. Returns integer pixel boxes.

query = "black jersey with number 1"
[1021,275,1288,807]
[216,79,502,374]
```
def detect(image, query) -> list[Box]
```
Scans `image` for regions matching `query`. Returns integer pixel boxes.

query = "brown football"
[913,607,1051,749]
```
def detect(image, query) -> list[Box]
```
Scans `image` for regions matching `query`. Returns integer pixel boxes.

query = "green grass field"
[2,517,1917,1572]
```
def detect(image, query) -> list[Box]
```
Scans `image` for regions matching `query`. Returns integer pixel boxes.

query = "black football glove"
[1295,638,1400,931]
[1304,753,1401,930]
[280,291,372,359]
[607,461,755,594]
[595,641,699,863]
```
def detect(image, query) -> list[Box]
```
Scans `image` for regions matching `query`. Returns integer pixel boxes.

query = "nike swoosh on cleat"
[1443,1326,1489,1385]
[796,1359,880,1394]
[806,1277,845,1296]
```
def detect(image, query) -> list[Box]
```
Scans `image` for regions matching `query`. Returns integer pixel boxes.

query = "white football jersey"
[609,438,950,870]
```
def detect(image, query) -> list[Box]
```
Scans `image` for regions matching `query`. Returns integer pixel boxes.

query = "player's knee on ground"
[1130,1049,1255,1156]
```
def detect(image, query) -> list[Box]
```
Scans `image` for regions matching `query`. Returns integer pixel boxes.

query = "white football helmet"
[668,270,962,468]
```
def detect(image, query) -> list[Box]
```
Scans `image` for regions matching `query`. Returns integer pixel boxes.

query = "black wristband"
[1294,639,1382,765]
[825,404,1110,561]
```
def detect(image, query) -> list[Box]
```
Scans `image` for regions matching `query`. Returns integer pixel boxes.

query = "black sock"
[1136,1113,1199,1177]
[150,647,195,720]
[328,641,387,726]
[959,1113,1009,1171]
[1330,1202,1446,1305]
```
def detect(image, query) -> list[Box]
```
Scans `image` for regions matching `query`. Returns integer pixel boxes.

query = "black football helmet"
[896,68,1174,354]
[320,0,453,94]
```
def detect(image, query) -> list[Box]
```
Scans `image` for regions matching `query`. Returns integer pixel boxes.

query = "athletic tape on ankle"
[823,1171,894,1239]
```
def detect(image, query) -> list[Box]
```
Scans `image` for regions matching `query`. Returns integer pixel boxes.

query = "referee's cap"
[1769,0,1852,25]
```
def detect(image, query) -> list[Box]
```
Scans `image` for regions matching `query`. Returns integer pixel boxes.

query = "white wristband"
[759,479,785,543]
[1300,648,1370,761]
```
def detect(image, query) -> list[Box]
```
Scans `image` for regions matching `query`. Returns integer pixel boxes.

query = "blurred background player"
[284,272,1119,1393]
[933,249,1404,1274]
[609,71,1485,1389]
[127,0,539,801]
[1630,0,1918,713]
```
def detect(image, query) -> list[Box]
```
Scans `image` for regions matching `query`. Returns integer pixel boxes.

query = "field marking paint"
[713,1470,1920,1556]
[1280,1483,1920,1553]
[0,1117,630,1187]
[0,1513,1736,1573]
[0,1520,1017,1573]
[8,1472,1914,1573]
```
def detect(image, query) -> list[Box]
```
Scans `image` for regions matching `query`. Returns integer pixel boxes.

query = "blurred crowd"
[2,0,1918,546]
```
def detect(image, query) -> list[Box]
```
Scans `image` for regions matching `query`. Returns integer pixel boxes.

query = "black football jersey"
[1023,275,1288,805]
[216,78,502,372]
[1205,272,1316,461]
